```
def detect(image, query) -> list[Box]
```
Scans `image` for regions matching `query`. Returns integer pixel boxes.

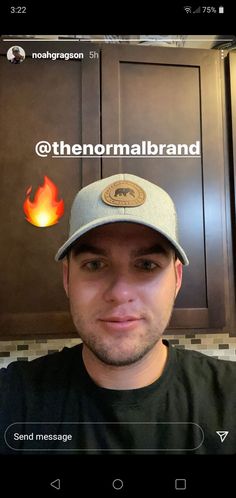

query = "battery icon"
[219,6,224,13]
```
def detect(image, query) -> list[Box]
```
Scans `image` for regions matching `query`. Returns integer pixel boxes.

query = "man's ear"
[174,259,183,298]
[62,258,69,298]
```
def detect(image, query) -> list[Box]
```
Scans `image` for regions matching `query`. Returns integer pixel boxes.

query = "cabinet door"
[229,52,236,241]
[0,42,100,339]
[229,52,236,334]
[101,45,227,331]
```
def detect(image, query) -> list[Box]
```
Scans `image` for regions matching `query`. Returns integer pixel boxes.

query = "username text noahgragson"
[32,51,84,60]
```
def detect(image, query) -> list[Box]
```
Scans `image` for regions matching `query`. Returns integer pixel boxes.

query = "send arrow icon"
[50,479,61,490]
[216,431,229,443]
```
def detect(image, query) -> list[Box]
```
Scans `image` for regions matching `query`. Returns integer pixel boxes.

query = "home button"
[112,478,124,490]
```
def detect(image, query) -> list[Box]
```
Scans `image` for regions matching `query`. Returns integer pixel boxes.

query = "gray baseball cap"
[55,173,189,265]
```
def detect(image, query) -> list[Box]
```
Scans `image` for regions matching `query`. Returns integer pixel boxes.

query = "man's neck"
[82,340,168,390]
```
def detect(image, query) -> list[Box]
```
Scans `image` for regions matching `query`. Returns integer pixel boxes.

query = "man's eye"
[84,260,105,271]
[135,260,158,271]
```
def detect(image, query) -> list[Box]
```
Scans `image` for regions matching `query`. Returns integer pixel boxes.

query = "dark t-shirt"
[0,340,235,454]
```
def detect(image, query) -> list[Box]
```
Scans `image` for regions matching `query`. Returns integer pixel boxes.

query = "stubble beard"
[70,298,175,367]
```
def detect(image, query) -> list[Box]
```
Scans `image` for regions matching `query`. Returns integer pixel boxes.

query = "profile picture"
[7,46,25,64]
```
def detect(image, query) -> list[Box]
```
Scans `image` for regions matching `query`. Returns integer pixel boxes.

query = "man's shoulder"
[173,344,236,382]
[0,343,83,386]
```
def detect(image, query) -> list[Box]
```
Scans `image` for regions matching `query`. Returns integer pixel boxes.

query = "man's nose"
[103,273,136,303]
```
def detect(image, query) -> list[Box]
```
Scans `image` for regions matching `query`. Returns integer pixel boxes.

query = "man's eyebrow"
[71,243,172,258]
[72,243,108,257]
[131,244,171,257]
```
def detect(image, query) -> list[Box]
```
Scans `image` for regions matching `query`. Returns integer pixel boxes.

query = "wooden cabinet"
[0,42,100,338]
[101,45,228,332]
[229,52,236,253]
[0,42,234,338]
[228,52,236,334]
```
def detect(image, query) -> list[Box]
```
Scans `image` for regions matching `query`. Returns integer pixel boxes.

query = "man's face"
[63,223,182,367]
[13,50,20,60]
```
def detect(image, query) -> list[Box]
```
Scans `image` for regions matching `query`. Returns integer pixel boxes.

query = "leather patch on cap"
[102,180,146,207]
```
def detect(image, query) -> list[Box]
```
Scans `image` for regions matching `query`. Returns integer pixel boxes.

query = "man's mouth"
[99,316,142,331]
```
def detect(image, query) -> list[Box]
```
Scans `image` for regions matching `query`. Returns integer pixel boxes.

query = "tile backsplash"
[0,332,236,368]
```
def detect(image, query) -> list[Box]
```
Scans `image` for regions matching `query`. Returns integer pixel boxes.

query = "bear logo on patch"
[102,180,146,207]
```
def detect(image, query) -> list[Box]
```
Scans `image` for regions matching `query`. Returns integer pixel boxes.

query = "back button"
[50,479,61,490]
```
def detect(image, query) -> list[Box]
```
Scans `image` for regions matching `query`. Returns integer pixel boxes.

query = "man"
[10,46,24,64]
[0,173,236,454]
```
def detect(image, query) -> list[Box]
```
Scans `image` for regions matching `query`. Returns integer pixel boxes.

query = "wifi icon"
[184,6,192,14]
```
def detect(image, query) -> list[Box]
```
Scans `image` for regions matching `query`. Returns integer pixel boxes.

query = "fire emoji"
[23,176,64,227]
